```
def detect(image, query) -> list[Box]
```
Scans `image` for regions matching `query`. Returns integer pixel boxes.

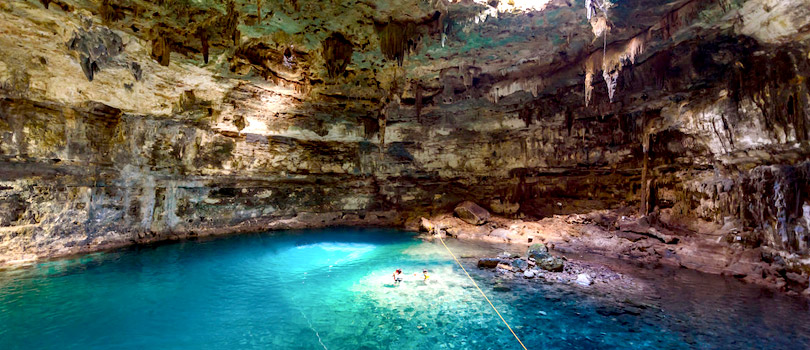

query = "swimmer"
[393,269,403,284]
[422,269,430,281]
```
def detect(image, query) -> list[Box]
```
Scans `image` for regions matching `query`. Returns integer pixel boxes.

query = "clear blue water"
[1,228,809,350]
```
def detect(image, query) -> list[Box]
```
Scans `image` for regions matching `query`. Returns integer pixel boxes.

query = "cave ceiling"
[1,0,809,134]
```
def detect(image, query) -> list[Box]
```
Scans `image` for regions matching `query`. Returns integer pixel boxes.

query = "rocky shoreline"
[0,210,401,266]
[413,202,810,297]
[4,198,809,299]
[472,244,653,299]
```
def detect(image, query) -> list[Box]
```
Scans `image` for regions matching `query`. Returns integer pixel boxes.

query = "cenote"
[3,0,810,348]
[1,228,808,350]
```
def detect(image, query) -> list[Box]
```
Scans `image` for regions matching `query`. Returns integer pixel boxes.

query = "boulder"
[523,269,536,279]
[493,284,511,292]
[527,243,549,260]
[576,274,593,286]
[536,255,565,272]
[477,258,501,268]
[454,201,490,225]
[419,217,435,233]
[511,258,529,272]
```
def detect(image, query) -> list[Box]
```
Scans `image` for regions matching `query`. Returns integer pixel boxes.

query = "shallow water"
[1,228,808,350]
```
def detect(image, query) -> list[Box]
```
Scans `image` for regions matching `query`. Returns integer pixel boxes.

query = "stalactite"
[196,27,209,64]
[257,0,262,24]
[415,80,423,121]
[565,109,574,136]
[584,58,595,107]
[99,0,124,24]
[223,1,240,46]
[378,113,387,150]
[151,26,170,66]
[585,0,611,20]
[658,1,699,40]
[640,128,651,215]
[489,77,543,104]
[584,36,645,105]
[322,33,353,78]
[582,0,718,106]
[378,21,420,66]
[729,47,810,142]
[602,69,618,101]
[590,16,609,38]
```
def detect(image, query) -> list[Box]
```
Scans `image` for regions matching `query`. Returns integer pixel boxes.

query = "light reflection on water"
[0,228,808,350]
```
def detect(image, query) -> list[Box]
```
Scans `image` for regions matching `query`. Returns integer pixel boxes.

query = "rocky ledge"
[415,201,810,296]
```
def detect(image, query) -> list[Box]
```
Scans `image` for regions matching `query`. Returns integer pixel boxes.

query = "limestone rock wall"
[1,0,810,265]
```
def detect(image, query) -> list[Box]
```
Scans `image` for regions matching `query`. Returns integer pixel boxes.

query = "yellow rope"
[438,236,529,350]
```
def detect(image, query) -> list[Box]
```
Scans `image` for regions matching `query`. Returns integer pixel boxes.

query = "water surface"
[1,228,808,349]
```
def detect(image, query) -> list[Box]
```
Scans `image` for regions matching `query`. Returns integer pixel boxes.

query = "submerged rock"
[477,258,501,269]
[492,284,511,292]
[454,201,490,225]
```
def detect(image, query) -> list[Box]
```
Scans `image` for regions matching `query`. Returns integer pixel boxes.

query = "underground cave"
[1,0,810,349]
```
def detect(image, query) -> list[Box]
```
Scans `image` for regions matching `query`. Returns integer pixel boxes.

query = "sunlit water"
[1,228,809,349]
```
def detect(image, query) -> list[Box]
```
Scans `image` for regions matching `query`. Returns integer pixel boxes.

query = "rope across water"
[437,237,529,350]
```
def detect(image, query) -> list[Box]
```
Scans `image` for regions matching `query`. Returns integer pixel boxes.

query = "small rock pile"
[477,243,567,279]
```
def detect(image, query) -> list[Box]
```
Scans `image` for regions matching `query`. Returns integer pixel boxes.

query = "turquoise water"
[1,228,809,350]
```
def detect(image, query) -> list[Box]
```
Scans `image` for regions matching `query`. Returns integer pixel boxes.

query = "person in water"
[393,269,403,284]
[422,269,430,281]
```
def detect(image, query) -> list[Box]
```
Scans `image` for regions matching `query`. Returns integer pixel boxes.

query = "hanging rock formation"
[0,0,809,291]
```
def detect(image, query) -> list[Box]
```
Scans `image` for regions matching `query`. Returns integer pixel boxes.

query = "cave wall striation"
[1,0,809,272]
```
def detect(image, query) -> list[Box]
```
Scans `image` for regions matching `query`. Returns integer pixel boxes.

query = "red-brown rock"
[454,201,491,225]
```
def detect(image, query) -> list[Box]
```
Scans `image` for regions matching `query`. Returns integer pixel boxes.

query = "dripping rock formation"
[1,0,810,292]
